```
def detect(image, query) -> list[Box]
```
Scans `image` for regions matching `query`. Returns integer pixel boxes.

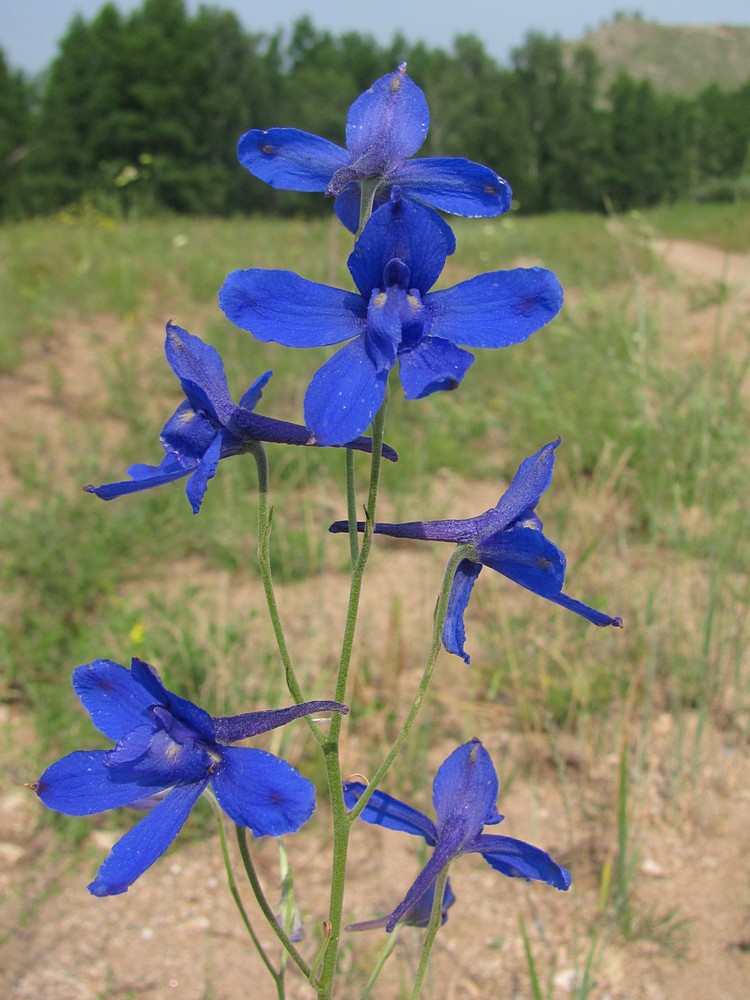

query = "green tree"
[694,81,750,182]
[510,34,608,212]
[605,72,694,209]
[0,49,32,217]
[19,0,280,214]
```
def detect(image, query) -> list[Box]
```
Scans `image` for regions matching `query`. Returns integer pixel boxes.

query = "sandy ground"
[1,235,749,999]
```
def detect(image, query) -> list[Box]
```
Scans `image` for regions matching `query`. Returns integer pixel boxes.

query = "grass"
[626,200,750,252]
[2,202,749,739]
[1,200,749,994]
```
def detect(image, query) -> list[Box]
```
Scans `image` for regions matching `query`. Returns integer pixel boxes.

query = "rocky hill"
[568,16,750,96]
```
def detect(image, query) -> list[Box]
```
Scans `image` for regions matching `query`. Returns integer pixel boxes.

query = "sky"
[1,0,748,74]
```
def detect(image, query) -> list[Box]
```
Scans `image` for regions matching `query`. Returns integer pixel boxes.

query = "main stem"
[316,397,389,999]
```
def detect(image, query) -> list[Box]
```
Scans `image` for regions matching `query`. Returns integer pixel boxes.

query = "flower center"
[365,258,426,371]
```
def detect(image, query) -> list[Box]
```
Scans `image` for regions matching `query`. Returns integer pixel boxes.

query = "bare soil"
[1,238,749,999]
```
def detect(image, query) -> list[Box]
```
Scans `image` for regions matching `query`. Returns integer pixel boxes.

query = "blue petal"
[219,269,366,347]
[129,454,187,479]
[428,268,563,347]
[347,877,455,932]
[85,455,191,501]
[432,739,499,840]
[238,128,348,191]
[345,65,428,170]
[185,430,223,513]
[238,370,273,412]
[304,338,388,446]
[398,337,474,399]
[213,700,348,743]
[129,658,215,742]
[348,194,451,298]
[467,833,572,890]
[72,659,158,740]
[334,183,364,233]
[34,750,167,815]
[478,525,566,598]
[343,782,438,845]
[335,185,458,249]
[210,747,315,837]
[547,592,623,628]
[165,323,234,425]
[399,876,456,929]
[107,727,211,784]
[442,558,483,664]
[384,838,456,933]
[492,440,559,529]
[88,780,208,896]
[393,157,512,217]
[161,400,218,464]
[366,287,403,372]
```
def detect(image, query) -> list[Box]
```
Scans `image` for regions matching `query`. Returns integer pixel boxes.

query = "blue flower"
[31,657,347,896]
[220,193,563,446]
[343,739,570,932]
[86,322,397,514]
[330,439,623,662]
[237,63,511,233]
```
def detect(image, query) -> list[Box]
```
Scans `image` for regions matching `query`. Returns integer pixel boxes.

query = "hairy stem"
[345,448,359,570]
[317,394,389,998]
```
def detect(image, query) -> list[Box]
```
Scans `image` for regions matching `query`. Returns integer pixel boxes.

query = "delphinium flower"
[343,739,570,932]
[331,439,622,663]
[31,657,348,896]
[237,63,511,233]
[85,322,397,514]
[220,191,563,446]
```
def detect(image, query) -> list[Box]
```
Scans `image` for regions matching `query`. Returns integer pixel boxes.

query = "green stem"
[348,545,473,822]
[411,868,449,999]
[332,395,388,709]
[250,442,324,746]
[316,395,390,999]
[235,825,313,985]
[208,796,282,993]
[345,448,359,570]
[360,925,402,1000]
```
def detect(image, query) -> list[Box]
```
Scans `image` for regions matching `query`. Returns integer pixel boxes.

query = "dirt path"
[652,239,750,300]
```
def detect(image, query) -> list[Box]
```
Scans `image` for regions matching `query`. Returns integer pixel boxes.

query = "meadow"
[1,201,749,998]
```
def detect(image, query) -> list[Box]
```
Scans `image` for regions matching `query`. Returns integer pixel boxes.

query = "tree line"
[1,0,749,220]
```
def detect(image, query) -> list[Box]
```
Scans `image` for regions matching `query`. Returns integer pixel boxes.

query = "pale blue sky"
[1,0,748,74]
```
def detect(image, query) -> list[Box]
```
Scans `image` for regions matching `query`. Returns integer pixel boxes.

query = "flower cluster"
[33,62,622,995]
